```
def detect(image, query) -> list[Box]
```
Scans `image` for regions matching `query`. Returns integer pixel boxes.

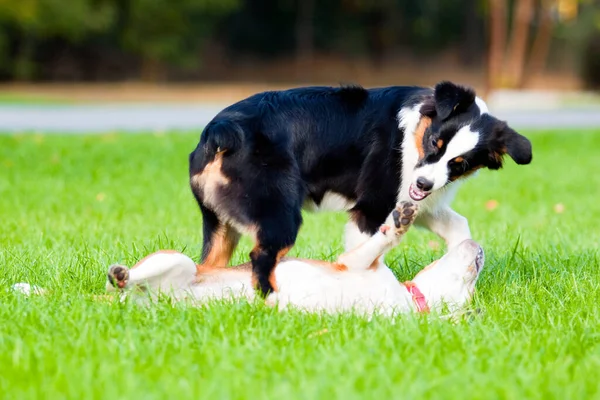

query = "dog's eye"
[449,157,465,170]
[430,138,437,148]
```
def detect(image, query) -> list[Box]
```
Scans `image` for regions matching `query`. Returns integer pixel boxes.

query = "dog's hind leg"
[199,204,241,267]
[250,209,302,296]
[190,147,242,268]
[337,202,418,270]
[107,251,197,293]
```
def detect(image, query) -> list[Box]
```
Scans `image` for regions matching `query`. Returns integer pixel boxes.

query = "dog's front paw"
[107,265,130,289]
[391,201,418,236]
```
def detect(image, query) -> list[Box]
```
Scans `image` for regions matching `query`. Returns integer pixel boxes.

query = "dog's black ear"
[488,120,533,168]
[504,126,532,165]
[434,81,476,120]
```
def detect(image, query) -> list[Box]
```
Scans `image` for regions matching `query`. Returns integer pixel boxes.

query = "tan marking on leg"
[267,246,293,291]
[413,116,432,159]
[248,245,292,292]
[199,225,240,270]
[190,152,230,211]
[276,246,292,263]
[269,271,278,292]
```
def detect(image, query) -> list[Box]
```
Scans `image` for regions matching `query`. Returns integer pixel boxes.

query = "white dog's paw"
[107,264,130,289]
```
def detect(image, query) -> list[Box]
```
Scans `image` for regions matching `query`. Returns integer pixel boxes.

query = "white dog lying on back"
[101,202,484,317]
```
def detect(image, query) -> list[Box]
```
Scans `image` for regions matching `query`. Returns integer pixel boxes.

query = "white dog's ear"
[434,81,476,120]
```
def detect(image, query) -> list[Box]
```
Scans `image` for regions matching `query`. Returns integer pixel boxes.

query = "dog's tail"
[202,119,245,155]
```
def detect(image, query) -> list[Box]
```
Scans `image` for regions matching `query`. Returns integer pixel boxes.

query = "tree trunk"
[505,0,535,88]
[524,0,554,86]
[486,0,508,95]
[140,58,163,82]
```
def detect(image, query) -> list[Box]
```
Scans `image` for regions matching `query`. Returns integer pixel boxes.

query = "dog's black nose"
[416,177,433,191]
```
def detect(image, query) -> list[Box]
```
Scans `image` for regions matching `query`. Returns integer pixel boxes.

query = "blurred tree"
[486,0,561,91]
[577,0,600,90]
[505,0,535,88]
[0,0,115,79]
[121,0,239,80]
[0,0,580,84]
[525,0,555,83]
[487,0,507,92]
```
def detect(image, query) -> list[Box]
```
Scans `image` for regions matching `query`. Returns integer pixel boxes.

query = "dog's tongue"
[409,183,430,201]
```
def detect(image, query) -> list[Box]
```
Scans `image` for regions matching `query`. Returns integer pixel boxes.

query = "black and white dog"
[188,81,532,295]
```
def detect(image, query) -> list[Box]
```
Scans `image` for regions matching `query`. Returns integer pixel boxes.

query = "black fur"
[431,81,476,120]
[188,81,531,295]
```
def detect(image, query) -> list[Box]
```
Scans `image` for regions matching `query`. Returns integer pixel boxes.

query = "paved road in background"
[1,104,599,133]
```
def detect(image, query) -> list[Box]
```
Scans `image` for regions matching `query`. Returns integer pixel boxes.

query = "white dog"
[104,202,484,317]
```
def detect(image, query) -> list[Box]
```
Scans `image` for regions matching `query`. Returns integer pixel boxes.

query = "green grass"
[1,130,600,399]
[0,93,73,105]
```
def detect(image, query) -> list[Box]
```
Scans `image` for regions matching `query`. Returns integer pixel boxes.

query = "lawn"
[1,130,599,399]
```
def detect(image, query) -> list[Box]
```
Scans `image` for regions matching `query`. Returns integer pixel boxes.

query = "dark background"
[0,0,597,92]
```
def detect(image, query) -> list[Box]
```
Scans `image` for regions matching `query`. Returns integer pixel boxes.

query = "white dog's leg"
[415,206,472,250]
[337,231,391,271]
[107,251,197,292]
[338,202,418,270]
[343,220,372,252]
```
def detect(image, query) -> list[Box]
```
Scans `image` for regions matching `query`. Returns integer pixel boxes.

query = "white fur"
[397,105,424,203]
[337,231,391,271]
[344,220,372,251]
[393,97,494,251]
[117,253,256,302]
[270,259,412,316]
[396,105,463,213]
[412,239,484,312]
[475,96,489,115]
[98,226,483,318]
[304,191,356,212]
[412,125,480,191]
[12,227,483,318]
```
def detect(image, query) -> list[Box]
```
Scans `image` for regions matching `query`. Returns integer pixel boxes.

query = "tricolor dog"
[101,202,484,317]
[188,81,531,295]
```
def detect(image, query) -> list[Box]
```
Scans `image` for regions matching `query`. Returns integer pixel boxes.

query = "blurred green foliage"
[0,0,596,84]
[0,0,489,81]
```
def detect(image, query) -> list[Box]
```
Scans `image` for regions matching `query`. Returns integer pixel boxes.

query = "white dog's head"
[411,239,484,312]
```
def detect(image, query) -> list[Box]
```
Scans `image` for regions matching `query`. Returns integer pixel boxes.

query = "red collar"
[403,281,430,313]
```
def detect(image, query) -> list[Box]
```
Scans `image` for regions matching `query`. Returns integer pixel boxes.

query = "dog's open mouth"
[409,184,431,201]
